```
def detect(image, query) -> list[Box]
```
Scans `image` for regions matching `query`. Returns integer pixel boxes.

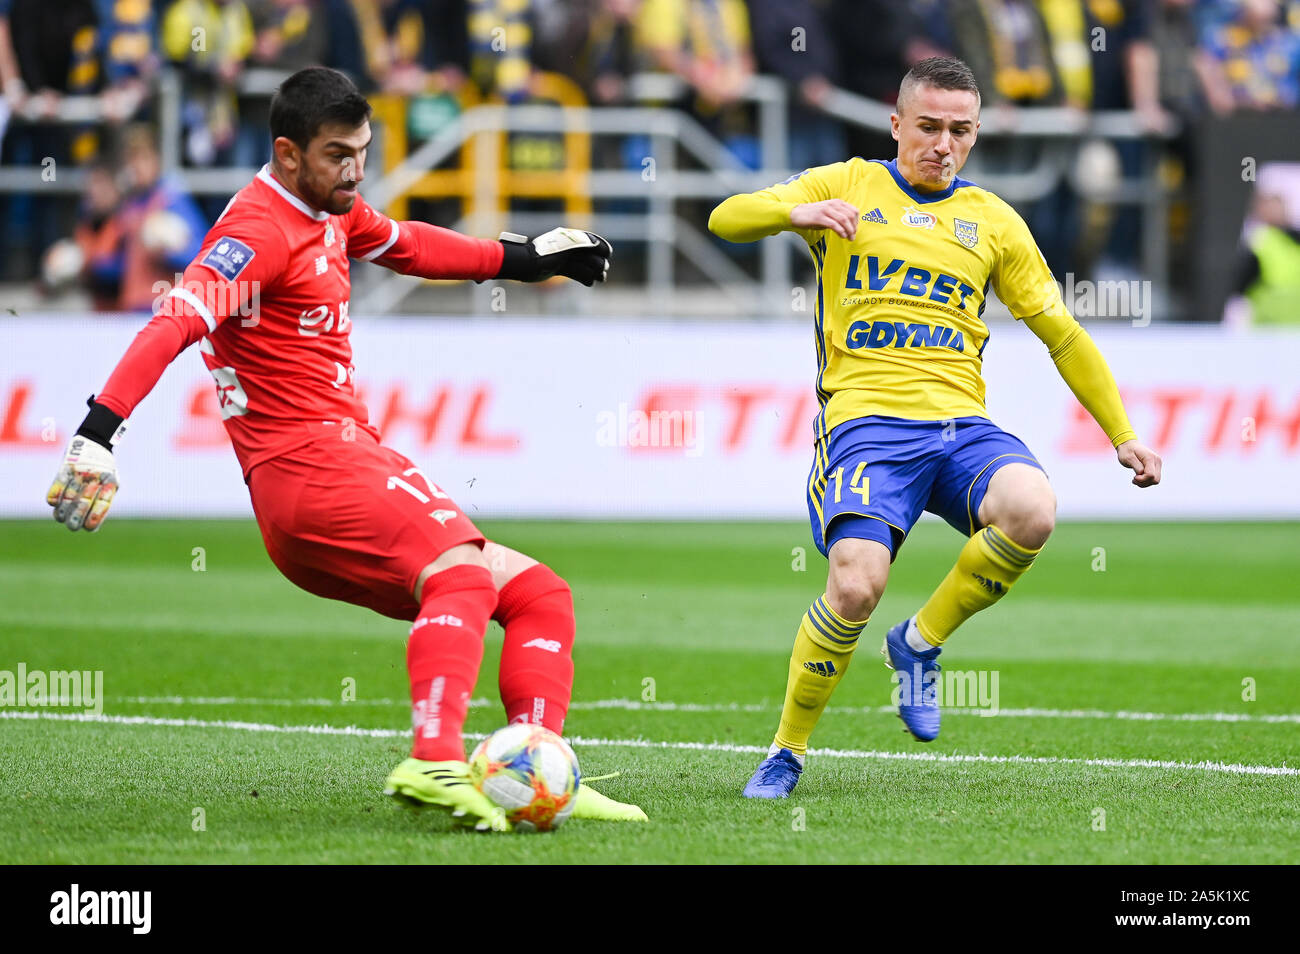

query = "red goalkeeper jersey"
[94,165,505,477]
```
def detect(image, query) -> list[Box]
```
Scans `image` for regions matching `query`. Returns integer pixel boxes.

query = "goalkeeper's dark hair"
[897,57,982,116]
[269,67,372,150]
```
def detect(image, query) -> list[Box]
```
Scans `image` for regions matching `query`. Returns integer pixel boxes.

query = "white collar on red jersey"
[257,164,330,222]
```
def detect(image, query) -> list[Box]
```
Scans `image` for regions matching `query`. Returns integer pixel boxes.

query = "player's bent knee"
[482,540,541,592]
[413,543,489,602]
[826,537,890,620]
[995,502,1055,549]
[1026,500,1057,545]
[983,465,1056,548]
[1009,483,1056,548]
[826,564,887,621]
[505,562,571,604]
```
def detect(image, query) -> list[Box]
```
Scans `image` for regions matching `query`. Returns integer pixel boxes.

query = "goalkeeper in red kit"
[45,67,643,831]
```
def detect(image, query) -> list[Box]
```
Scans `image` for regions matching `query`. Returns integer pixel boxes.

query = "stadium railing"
[0,68,1181,318]
[356,73,1180,318]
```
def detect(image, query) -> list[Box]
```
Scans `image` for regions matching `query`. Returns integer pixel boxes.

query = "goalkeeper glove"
[47,397,127,532]
[495,228,613,286]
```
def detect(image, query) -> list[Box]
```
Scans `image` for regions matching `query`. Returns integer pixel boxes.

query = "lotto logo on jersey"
[901,206,937,229]
[201,237,255,281]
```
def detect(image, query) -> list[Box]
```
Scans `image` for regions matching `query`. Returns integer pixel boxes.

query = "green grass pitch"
[1,517,1297,864]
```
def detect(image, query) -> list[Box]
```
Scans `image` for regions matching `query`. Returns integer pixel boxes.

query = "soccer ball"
[469,724,581,832]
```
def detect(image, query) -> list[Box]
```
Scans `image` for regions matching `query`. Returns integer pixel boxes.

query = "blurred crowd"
[1,0,1298,318]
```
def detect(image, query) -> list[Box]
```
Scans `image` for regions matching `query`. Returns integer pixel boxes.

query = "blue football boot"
[742,748,803,798]
[882,617,943,742]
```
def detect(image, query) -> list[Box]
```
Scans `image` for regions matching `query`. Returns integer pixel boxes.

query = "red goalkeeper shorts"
[247,427,484,621]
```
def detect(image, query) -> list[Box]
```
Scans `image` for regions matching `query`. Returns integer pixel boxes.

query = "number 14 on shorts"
[829,461,869,504]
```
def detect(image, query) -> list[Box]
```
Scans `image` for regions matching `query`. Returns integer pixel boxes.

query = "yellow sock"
[915,525,1041,646]
[773,595,867,755]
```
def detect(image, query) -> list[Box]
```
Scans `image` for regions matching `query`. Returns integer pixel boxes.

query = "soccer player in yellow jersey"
[708,57,1163,798]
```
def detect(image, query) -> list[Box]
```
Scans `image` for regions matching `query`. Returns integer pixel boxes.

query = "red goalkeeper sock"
[408,563,498,762]
[494,564,575,734]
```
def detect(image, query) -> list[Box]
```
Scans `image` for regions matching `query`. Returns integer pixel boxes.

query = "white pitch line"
[112,695,1300,724]
[118,696,405,707]
[1,709,407,739]
[5,709,1297,778]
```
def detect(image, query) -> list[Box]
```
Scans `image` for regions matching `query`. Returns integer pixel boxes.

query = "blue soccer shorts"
[805,415,1046,561]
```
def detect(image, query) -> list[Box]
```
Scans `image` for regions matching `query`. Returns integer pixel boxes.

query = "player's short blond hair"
[897,57,982,117]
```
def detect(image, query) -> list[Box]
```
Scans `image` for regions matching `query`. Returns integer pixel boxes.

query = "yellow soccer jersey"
[718,157,1068,441]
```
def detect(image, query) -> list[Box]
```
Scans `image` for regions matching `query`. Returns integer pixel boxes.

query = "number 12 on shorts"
[829,461,869,504]
[386,467,450,504]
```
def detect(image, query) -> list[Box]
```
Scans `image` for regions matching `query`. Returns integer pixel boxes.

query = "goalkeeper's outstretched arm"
[345,196,612,286]
[365,221,613,286]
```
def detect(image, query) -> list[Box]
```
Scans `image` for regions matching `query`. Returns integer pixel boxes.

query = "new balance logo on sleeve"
[803,660,838,677]
[521,637,562,653]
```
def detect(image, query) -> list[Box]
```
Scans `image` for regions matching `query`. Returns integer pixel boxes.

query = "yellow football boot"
[384,758,511,832]
[571,781,648,822]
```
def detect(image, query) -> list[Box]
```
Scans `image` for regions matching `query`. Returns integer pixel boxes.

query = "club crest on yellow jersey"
[954,218,979,249]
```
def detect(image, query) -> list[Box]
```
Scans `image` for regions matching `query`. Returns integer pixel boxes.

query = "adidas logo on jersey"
[804,660,838,677]
[861,207,888,224]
